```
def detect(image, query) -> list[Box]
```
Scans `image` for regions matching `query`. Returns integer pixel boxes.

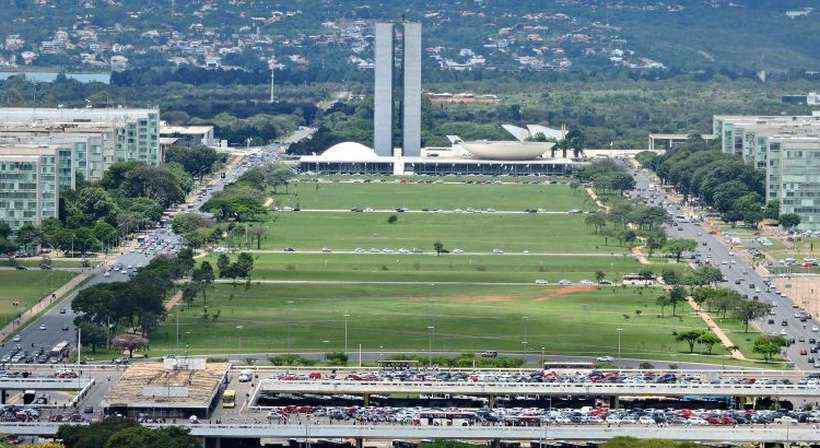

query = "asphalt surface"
[629,164,818,370]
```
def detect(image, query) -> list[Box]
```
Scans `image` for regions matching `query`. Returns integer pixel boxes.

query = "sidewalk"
[0,272,90,342]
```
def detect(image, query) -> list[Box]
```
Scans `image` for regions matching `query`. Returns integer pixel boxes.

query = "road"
[0,139,287,362]
[629,164,819,369]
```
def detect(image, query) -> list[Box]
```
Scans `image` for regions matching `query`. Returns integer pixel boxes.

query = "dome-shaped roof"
[320,142,380,161]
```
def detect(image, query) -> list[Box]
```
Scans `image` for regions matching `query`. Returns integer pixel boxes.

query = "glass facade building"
[0,146,73,229]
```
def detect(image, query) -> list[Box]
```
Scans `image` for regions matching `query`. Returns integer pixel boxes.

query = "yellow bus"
[222,390,236,408]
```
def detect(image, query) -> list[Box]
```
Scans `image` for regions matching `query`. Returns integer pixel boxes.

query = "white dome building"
[320,142,380,161]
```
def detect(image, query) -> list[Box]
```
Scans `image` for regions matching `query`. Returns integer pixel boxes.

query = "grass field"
[153,283,772,366]
[274,181,593,211]
[237,212,622,254]
[203,252,687,284]
[0,270,76,327]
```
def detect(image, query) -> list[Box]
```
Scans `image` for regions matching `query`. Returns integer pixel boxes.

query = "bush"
[268,354,316,366]
[325,351,349,366]
[387,214,398,224]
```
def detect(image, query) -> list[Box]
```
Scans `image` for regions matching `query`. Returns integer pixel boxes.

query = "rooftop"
[102,362,228,410]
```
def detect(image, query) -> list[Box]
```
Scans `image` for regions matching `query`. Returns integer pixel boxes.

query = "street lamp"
[522,315,529,346]
[343,313,350,354]
[617,328,624,362]
[540,346,546,367]
[236,325,244,353]
[427,325,435,365]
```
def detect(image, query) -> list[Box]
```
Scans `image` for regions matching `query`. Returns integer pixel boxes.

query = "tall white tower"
[373,23,394,156]
[402,22,422,157]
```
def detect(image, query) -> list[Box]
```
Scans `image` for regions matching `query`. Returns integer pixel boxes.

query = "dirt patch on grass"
[451,295,515,304]
[533,285,598,301]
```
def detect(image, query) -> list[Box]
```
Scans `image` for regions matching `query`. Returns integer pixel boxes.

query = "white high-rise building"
[373,22,394,156]
[402,22,422,157]
[373,21,422,157]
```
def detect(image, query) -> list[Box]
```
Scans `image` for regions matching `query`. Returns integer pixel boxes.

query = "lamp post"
[236,325,244,353]
[617,328,623,362]
[540,346,545,367]
[343,313,350,355]
[427,325,435,365]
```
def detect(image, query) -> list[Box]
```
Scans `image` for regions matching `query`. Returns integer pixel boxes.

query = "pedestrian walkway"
[687,297,746,361]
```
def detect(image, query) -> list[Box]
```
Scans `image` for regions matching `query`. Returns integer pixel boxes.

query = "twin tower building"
[374,22,422,158]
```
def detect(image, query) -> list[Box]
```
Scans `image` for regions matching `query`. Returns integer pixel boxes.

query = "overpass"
[2,422,816,444]
[256,379,820,399]
[0,377,93,390]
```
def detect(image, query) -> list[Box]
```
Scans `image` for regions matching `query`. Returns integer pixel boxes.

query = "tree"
[111,333,148,358]
[249,224,268,250]
[644,229,667,255]
[733,193,764,228]
[690,265,723,286]
[664,239,697,262]
[676,329,704,353]
[433,240,445,256]
[660,268,681,286]
[763,199,780,221]
[92,221,118,248]
[75,320,109,353]
[0,221,11,239]
[734,300,773,333]
[595,270,606,283]
[57,417,136,448]
[15,223,42,251]
[234,252,255,281]
[216,253,231,274]
[697,331,720,354]
[752,336,788,363]
[387,214,398,224]
[656,294,671,316]
[192,261,215,303]
[584,212,606,234]
[668,285,686,316]
[103,425,200,448]
[779,213,801,230]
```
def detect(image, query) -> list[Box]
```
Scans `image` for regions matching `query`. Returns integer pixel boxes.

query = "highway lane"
[629,165,820,370]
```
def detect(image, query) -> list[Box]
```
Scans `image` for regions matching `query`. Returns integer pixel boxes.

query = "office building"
[373,22,394,156]
[713,114,820,230]
[160,122,216,148]
[372,21,422,157]
[402,22,422,157]
[0,107,162,168]
[766,137,820,230]
[0,133,106,182]
[0,144,76,229]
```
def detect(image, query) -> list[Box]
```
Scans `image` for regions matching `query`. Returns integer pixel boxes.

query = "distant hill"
[0,0,818,76]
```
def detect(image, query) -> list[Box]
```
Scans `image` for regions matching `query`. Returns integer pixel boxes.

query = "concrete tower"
[402,22,422,157]
[373,22,394,156]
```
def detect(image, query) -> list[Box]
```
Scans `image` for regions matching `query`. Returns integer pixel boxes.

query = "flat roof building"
[766,137,820,231]
[0,107,162,167]
[159,123,216,148]
[0,145,75,229]
[101,361,229,419]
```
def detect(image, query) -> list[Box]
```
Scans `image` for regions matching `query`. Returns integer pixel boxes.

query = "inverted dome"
[320,142,380,161]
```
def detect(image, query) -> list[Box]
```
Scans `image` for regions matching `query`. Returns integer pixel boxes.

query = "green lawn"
[152,283,772,367]
[0,270,76,327]
[204,252,685,284]
[274,181,592,211]
[238,212,623,254]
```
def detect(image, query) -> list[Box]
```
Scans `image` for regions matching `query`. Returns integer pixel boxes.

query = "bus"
[222,390,236,409]
[50,341,70,362]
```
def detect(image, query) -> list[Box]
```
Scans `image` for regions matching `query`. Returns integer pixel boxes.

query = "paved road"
[629,164,819,370]
[0,140,286,362]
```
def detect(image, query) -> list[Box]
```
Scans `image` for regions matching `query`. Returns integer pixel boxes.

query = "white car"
[638,416,656,425]
[558,279,573,286]
[321,247,332,253]
[534,279,550,285]
[490,249,504,255]
[813,327,819,333]
[452,248,464,254]
[596,355,615,362]
[39,324,46,331]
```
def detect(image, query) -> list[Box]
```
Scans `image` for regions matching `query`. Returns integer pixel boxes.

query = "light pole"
[617,328,623,362]
[540,346,545,367]
[343,313,350,355]
[522,315,529,346]
[427,325,435,365]
[236,325,244,353]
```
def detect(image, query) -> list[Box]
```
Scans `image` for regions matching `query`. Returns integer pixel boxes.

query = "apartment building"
[0,145,76,229]
[0,133,106,182]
